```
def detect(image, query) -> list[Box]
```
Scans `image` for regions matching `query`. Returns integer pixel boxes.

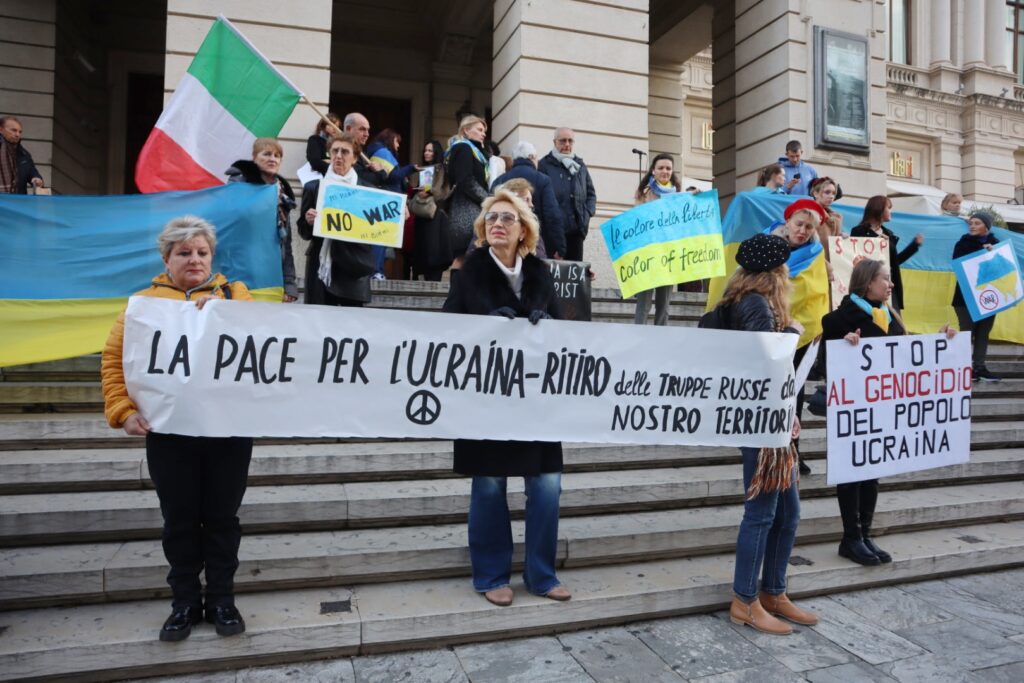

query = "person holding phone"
[777,140,818,195]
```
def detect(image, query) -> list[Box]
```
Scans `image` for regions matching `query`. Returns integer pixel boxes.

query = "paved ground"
[136,567,1024,683]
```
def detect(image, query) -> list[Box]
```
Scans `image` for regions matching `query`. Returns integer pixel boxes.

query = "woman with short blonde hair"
[445,115,491,267]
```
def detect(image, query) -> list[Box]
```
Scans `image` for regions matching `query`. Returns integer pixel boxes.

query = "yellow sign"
[313,181,406,248]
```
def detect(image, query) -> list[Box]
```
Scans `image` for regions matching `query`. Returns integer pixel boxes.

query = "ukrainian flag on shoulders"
[135,16,301,193]
[0,184,282,367]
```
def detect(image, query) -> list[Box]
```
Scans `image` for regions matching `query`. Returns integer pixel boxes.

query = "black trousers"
[836,479,879,539]
[564,232,585,262]
[146,432,253,609]
[954,306,995,370]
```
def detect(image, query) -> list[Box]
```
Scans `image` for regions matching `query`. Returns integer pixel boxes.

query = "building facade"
[2,0,1024,279]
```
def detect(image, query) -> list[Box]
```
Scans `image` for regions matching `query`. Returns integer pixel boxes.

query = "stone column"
[648,62,684,159]
[0,0,56,188]
[930,0,952,66]
[962,4,986,66]
[491,0,649,279]
[985,0,1008,70]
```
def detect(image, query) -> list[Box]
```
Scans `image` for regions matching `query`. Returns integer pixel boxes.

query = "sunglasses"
[484,211,520,226]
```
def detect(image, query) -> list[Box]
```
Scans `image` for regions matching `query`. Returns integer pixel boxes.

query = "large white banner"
[123,298,799,447]
[825,333,972,485]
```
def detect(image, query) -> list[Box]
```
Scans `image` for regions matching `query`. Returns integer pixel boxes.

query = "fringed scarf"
[746,443,798,500]
[317,165,359,288]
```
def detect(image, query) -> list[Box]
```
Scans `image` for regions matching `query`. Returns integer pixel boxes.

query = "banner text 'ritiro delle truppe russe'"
[123,298,798,446]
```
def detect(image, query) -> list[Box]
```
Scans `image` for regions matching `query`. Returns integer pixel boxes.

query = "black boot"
[860,514,892,563]
[836,483,880,566]
[159,605,203,642]
[838,535,881,566]
[206,603,246,636]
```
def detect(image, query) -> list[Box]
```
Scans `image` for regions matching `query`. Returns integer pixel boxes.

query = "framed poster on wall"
[814,27,870,153]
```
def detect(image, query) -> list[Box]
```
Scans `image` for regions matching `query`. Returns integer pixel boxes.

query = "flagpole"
[300,95,372,165]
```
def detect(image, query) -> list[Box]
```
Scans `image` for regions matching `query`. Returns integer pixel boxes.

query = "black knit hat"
[969,211,993,231]
[736,233,791,273]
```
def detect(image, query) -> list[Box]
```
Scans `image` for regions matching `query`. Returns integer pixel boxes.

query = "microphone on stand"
[632,148,647,180]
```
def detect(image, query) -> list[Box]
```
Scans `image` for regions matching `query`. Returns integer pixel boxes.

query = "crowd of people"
[89,122,1006,642]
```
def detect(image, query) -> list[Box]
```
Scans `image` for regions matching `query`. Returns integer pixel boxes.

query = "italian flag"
[135,16,301,193]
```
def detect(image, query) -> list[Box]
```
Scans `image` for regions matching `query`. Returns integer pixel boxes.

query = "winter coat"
[364,141,418,193]
[850,222,920,310]
[445,140,490,256]
[305,134,330,176]
[225,160,298,299]
[951,232,1000,308]
[821,294,906,369]
[776,155,818,196]
[355,156,387,189]
[538,151,597,237]
[491,159,567,257]
[101,273,252,428]
[296,178,375,304]
[1,139,42,194]
[442,247,563,476]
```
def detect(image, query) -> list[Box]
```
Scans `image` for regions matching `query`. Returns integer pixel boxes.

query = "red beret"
[784,198,828,225]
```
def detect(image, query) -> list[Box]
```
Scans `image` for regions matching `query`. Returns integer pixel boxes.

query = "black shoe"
[799,460,811,475]
[863,537,892,563]
[974,367,1001,382]
[159,605,203,642]
[205,604,246,636]
[838,537,881,566]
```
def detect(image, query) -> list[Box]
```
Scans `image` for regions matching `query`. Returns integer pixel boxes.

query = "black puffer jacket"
[442,247,562,477]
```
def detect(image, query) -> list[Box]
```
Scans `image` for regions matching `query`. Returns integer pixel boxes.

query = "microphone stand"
[632,148,647,180]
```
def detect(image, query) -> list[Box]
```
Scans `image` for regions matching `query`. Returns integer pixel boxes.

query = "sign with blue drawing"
[313,179,406,248]
[953,242,1023,321]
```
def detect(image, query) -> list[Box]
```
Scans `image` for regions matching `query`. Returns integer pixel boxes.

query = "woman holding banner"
[822,259,957,565]
[442,189,568,607]
[101,216,253,642]
[709,233,816,635]
[952,211,1000,381]
[297,133,376,307]
[633,153,682,326]
[851,195,923,311]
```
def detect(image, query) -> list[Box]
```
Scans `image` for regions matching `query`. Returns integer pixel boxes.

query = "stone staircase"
[1,282,1023,681]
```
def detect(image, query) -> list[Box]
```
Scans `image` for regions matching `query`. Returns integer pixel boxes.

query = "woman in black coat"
[444,115,491,268]
[952,211,1001,381]
[226,138,298,301]
[296,133,375,307]
[822,259,956,566]
[849,195,923,311]
[305,113,340,176]
[442,188,568,607]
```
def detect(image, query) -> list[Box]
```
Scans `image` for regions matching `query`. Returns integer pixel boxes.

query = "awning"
[885,179,948,199]
[887,179,1024,224]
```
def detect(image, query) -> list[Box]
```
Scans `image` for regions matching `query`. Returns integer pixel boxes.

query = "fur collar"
[458,247,558,317]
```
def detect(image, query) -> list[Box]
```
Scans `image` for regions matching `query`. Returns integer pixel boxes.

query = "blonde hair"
[719,265,792,332]
[941,192,962,211]
[158,215,217,259]
[494,177,534,197]
[458,115,487,138]
[473,189,540,258]
[252,138,283,157]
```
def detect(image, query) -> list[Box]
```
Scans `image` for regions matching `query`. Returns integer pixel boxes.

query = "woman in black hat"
[709,234,818,636]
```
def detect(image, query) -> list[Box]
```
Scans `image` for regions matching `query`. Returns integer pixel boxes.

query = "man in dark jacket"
[1,116,44,194]
[491,141,566,258]
[538,127,596,261]
[343,112,386,188]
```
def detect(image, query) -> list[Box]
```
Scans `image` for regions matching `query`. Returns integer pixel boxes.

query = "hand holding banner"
[952,242,1023,322]
[825,333,972,485]
[313,180,407,248]
[600,190,725,298]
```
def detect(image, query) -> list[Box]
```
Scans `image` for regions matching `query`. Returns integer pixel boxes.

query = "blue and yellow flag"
[0,183,282,367]
[708,191,1024,344]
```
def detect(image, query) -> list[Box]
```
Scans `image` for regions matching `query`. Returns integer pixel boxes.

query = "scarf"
[747,444,797,500]
[763,222,824,277]
[647,176,677,197]
[445,139,489,183]
[850,293,891,333]
[317,165,359,288]
[550,148,581,176]
[488,248,524,298]
[0,138,17,194]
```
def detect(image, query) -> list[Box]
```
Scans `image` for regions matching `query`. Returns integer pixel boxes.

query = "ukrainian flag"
[707,191,1024,344]
[0,183,283,367]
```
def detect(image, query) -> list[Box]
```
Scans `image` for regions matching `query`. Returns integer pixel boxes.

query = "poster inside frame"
[814,27,870,153]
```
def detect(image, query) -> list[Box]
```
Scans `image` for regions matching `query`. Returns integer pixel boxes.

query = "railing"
[1014,84,1024,102]
[886,63,928,87]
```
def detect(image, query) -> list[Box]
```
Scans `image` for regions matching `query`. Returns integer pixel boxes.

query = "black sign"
[546,259,592,321]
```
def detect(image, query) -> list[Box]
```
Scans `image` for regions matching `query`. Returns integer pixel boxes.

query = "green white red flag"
[135,16,301,193]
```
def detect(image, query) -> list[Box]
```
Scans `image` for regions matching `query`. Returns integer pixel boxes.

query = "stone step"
[2,520,1022,682]
[2,480,1021,611]
[2,447,1022,547]
[2,416,1023,494]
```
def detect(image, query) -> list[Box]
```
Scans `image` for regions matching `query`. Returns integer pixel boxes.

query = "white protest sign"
[123,297,799,446]
[825,333,972,486]
[313,179,407,248]
[794,337,821,390]
[827,236,890,310]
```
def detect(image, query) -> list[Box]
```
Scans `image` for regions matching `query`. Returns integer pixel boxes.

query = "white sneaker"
[371,273,387,281]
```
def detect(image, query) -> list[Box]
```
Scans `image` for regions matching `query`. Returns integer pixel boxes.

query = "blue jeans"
[732,447,800,601]
[372,245,386,275]
[468,473,561,594]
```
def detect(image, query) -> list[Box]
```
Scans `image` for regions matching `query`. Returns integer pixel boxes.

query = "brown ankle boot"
[759,592,818,625]
[729,596,792,635]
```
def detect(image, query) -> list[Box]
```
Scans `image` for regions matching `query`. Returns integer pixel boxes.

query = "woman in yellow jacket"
[102,215,253,643]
